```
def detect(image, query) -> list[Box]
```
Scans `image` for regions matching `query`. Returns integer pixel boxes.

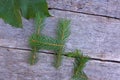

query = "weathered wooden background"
[0,0,120,80]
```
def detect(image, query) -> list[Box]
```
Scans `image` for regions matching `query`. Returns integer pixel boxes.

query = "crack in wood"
[90,58,120,64]
[49,8,120,20]
[0,46,120,64]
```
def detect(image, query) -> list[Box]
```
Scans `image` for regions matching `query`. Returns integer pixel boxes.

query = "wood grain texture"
[85,60,120,80]
[0,47,120,80]
[0,10,120,61]
[47,0,120,19]
[0,47,73,80]
[0,1,120,80]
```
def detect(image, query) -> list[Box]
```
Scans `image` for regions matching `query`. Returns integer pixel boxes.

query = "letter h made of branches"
[28,13,71,68]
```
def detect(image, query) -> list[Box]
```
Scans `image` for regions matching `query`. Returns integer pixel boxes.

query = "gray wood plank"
[0,10,120,61]
[85,60,120,80]
[0,19,34,49]
[47,0,120,19]
[0,48,73,80]
[0,47,120,80]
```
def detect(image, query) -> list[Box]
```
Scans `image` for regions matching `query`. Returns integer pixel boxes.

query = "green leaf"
[0,0,22,27]
[18,0,51,19]
[0,0,50,27]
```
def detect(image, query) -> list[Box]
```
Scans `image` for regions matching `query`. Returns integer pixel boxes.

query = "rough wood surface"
[0,10,120,61]
[47,0,120,19]
[0,47,73,80]
[0,47,120,80]
[0,2,120,79]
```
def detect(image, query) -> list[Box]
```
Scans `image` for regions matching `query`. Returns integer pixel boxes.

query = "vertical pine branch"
[54,19,71,68]
[28,13,45,65]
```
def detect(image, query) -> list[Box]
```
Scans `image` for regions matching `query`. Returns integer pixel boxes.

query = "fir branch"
[29,17,71,67]
[74,50,89,74]
[28,13,45,65]
[72,50,89,80]
[66,50,89,80]
[57,19,71,43]
[28,14,89,79]
[54,19,71,68]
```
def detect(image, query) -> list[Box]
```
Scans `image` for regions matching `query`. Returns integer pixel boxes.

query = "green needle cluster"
[66,50,89,80]
[29,13,89,80]
[29,13,70,68]
[73,50,89,80]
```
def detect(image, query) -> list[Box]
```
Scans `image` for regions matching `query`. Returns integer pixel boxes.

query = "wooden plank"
[0,19,34,49]
[0,47,120,80]
[0,10,120,61]
[47,0,120,19]
[0,47,73,80]
[85,60,120,80]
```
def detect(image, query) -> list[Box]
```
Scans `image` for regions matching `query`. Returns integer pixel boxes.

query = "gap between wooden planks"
[47,0,120,19]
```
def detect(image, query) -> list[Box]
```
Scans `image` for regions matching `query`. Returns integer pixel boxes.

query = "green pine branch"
[28,14,45,65]
[54,19,71,68]
[28,13,89,79]
[66,50,89,80]
[56,19,71,43]
[29,14,71,68]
